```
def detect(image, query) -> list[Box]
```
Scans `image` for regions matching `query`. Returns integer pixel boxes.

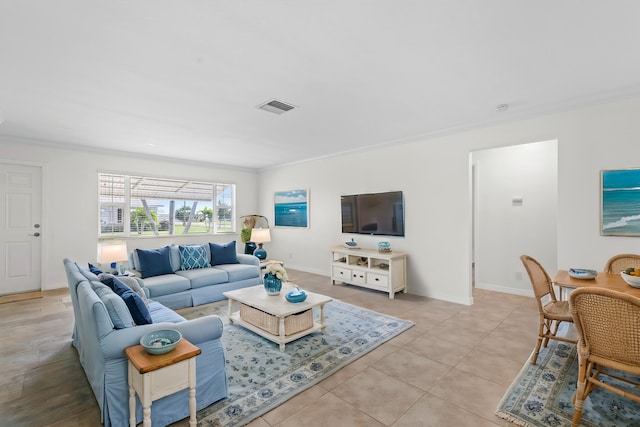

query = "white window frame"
[98,172,236,238]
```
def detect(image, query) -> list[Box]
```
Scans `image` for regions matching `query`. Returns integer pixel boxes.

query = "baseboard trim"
[476,282,533,297]
[0,290,43,304]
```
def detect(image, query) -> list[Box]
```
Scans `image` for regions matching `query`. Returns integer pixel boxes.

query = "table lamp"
[250,228,271,260]
[97,242,128,274]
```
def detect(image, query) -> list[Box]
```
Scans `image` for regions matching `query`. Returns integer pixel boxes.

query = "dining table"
[554,269,640,298]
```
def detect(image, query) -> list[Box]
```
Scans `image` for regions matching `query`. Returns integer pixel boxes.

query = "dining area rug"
[496,340,640,427]
[179,299,414,427]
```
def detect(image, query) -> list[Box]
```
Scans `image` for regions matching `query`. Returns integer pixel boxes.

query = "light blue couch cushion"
[191,276,262,306]
[140,273,191,297]
[214,263,261,282]
[101,276,153,326]
[91,282,135,329]
[77,263,99,281]
[147,300,186,323]
[168,244,182,272]
[150,291,193,310]
[176,267,228,289]
[128,252,137,270]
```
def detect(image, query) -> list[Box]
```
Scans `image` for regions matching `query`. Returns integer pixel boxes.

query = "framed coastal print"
[274,189,309,228]
[601,168,640,236]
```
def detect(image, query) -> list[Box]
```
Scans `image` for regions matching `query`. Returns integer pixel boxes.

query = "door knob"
[29,232,40,237]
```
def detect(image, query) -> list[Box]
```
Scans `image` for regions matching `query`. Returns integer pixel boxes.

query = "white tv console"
[331,246,407,299]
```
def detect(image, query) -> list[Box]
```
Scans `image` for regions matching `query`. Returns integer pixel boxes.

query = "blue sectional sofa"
[64,259,229,427]
[128,242,262,309]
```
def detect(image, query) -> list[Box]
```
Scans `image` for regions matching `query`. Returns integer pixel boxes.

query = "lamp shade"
[97,242,128,265]
[250,228,271,243]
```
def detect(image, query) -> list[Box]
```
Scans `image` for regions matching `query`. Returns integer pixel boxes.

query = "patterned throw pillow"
[179,244,210,270]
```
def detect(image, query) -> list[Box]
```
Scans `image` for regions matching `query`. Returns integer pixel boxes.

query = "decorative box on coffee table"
[224,284,333,351]
[239,304,313,336]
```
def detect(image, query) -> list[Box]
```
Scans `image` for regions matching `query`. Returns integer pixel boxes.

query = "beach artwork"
[274,189,309,228]
[601,168,640,236]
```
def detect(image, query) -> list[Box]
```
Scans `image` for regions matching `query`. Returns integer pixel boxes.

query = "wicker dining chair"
[520,255,576,365]
[603,253,640,273]
[569,287,640,427]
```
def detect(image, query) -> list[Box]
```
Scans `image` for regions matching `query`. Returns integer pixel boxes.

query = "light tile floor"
[0,269,551,426]
[241,270,542,427]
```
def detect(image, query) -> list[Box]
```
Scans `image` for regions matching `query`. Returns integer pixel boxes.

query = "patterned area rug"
[181,299,414,427]
[495,339,640,427]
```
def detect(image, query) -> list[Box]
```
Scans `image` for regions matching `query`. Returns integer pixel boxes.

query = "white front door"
[0,162,42,295]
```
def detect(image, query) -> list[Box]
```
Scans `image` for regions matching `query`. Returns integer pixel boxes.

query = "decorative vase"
[244,242,257,255]
[263,274,282,295]
[254,243,267,260]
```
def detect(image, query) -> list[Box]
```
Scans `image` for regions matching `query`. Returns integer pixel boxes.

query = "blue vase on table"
[263,274,282,295]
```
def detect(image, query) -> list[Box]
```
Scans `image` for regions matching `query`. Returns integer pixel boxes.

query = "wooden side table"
[125,339,201,427]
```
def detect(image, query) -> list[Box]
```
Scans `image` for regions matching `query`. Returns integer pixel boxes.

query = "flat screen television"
[341,191,405,237]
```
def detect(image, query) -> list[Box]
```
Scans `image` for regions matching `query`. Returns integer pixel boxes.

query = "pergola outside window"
[99,173,235,237]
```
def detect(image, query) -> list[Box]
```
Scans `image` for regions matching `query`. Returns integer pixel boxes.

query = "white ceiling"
[2,1,640,170]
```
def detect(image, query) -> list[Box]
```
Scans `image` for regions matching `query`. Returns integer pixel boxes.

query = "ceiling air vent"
[257,99,296,115]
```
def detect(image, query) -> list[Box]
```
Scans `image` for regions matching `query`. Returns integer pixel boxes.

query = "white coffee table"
[223,284,333,351]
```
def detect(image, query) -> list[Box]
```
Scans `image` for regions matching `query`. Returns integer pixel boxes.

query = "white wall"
[258,139,476,305]
[473,140,558,296]
[258,97,640,305]
[4,96,640,303]
[0,138,258,291]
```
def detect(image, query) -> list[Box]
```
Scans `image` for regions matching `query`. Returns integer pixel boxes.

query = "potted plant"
[241,228,253,244]
[240,215,257,254]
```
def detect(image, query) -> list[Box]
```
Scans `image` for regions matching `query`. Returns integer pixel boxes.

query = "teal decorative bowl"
[568,268,597,280]
[285,288,308,303]
[140,329,182,355]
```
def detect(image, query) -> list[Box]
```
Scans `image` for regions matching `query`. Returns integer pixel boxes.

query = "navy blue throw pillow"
[135,246,173,279]
[209,241,239,266]
[101,276,152,325]
[88,263,104,275]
